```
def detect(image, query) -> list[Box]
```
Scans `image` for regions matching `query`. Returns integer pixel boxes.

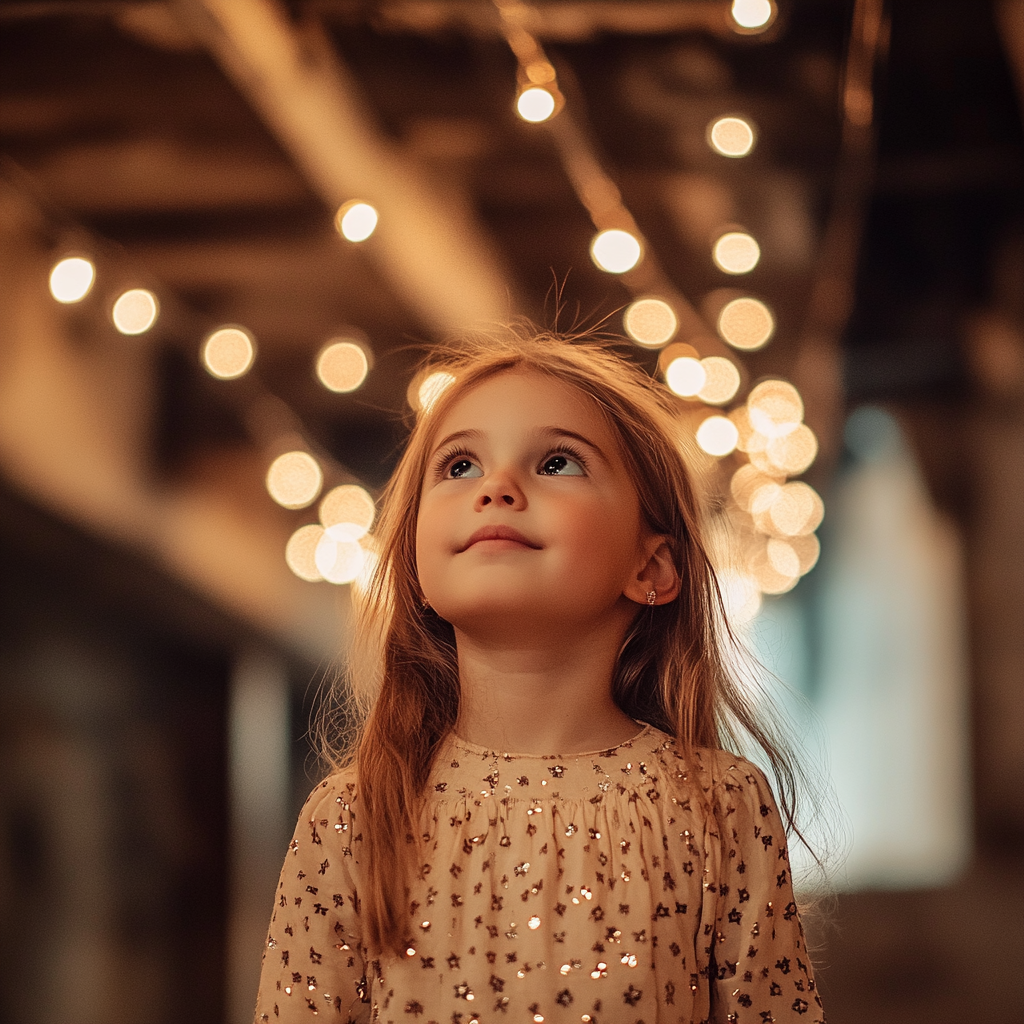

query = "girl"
[255,331,825,1024]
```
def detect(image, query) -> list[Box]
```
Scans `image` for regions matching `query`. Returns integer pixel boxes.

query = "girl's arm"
[253,777,370,1024]
[703,758,825,1023]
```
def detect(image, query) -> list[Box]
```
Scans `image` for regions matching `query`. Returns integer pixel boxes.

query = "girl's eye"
[446,458,482,479]
[539,453,585,476]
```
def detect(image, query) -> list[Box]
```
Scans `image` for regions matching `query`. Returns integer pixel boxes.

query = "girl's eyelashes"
[431,441,590,480]
[433,445,482,480]
[538,443,588,476]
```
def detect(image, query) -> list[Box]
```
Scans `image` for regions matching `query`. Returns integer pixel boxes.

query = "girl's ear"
[626,536,681,606]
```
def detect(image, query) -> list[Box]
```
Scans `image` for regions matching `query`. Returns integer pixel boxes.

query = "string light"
[320,484,375,541]
[335,201,378,242]
[112,288,159,335]
[317,339,370,393]
[590,229,642,274]
[696,415,739,457]
[202,326,256,379]
[286,524,325,582]
[265,451,323,510]
[712,232,761,275]
[697,356,741,405]
[516,87,556,123]
[707,116,756,158]
[49,256,95,303]
[717,297,775,351]
[731,0,775,31]
[665,357,706,398]
[624,298,677,347]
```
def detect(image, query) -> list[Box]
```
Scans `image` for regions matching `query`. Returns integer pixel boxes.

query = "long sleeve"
[254,774,370,1024]
[702,757,825,1023]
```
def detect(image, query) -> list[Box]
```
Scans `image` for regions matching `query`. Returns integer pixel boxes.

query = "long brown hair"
[320,328,808,954]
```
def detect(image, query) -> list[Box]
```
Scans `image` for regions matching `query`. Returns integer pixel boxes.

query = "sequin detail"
[253,726,823,1023]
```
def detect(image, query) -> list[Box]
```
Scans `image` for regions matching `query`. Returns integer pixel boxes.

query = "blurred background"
[1,0,1022,1021]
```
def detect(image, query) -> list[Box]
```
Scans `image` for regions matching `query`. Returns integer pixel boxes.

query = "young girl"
[255,331,825,1024]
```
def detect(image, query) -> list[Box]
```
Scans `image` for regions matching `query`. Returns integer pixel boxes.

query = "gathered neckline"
[449,722,652,760]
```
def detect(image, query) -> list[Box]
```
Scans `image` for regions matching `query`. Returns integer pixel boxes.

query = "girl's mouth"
[460,525,541,551]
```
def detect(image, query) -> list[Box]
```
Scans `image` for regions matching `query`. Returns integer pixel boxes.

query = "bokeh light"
[202,326,255,379]
[707,116,756,158]
[717,297,775,351]
[317,340,370,393]
[112,288,159,335]
[747,379,804,436]
[717,569,762,624]
[315,533,366,584]
[696,415,739,457]
[730,464,781,511]
[335,201,378,242]
[731,0,775,31]
[713,232,760,275]
[590,229,642,274]
[516,87,556,123]
[266,451,323,510]
[320,484,375,541]
[624,298,678,347]
[767,481,824,537]
[286,524,325,582]
[665,357,706,397]
[415,371,456,412]
[49,256,95,303]
[748,542,798,594]
[765,423,818,475]
[697,356,741,405]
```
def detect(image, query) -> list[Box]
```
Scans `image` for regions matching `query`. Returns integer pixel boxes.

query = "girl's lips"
[460,525,541,551]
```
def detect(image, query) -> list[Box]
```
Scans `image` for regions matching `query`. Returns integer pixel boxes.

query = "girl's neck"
[452,624,641,755]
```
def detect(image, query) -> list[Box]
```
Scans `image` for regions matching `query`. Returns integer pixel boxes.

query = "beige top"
[255,724,823,1024]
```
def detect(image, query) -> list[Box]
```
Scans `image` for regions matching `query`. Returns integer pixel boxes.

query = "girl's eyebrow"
[430,428,482,457]
[430,426,609,463]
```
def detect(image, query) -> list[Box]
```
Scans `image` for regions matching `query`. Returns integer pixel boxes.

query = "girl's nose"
[474,468,527,511]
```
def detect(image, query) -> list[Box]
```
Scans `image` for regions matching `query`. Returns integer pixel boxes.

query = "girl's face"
[416,369,655,640]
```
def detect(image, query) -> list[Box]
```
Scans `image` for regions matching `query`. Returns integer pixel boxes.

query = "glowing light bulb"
[320,484,375,541]
[713,232,760,275]
[202,326,255,379]
[335,201,378,242]
[317,340,369,393]
[697,356,741,405]
[516,87,556,123]
[590,229,642,274]
[665,357,706,397]
[112,288,158,335]
[731,0,774,31]
[624,298,677,347]
[416,371,456,412]
[286,524,325,582]
[266,451,323,510]
[696,415,739,457]
[49,256,95,303]
[717,297,775,351]
[707,116,756,158]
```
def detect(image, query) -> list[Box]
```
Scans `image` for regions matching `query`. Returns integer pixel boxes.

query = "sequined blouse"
[254,724,823,1024]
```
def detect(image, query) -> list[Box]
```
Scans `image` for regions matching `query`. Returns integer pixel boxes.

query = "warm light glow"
[765,423,818,476]
[730,464,781,511]
[789,532,821,575]
[749,543,798,595]
[696,415,739,457]
[766,537,801,578]
[707,116,756,158]
[665,357,706,397]
[746,379,804,436]
[335,201,378,242]
[713,232,760,275]
[286,524,325,582]
[417,371,456,412]
[717,297,775,350]
[697,356,741,405]
[320,484,375,541]
[590,229,642,274]
[49,256,95,303]
[317,340,369,393]
[624,298,678,347]
[112,288,158,335]
[718,569,762,623]
[731,0,774,30]
[768,481,824,537]
[315,534,366,585]
[516,87,556,123]
[266,451,323,510]
[202,326,255,379]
